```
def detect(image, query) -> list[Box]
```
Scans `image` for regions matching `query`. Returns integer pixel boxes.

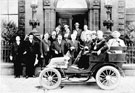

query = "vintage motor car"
[39,46,127,90]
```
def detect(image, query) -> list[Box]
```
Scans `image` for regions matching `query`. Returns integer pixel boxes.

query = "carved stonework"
[19,6,25,13]
[118,2,125,7]
[118,19,125,25]
[118,8,125,13]
[118,25,124,29]
[18,0,25,6]
[93,0,100,6]
[44,8,56,34]
[19,19,25,25]
[118,13,125,19]
[118,0,125,31]
[89,0,100,30]
[43,0,51,6]
[19,13,25,18]
[18,0,25,38]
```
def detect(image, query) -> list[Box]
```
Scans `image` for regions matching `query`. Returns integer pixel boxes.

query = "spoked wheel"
[39,68,61,89]
[96,66,121,90]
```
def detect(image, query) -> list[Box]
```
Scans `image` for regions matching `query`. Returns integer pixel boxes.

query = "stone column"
[50,9,56,33]
[69,17,72,31]
[18,0,25,38]
[88,8,93,30]
[93,9,100,30]
[44,8,56,34]
[118,0,125,33]
[43,0,56,34]
[88,0,100,31]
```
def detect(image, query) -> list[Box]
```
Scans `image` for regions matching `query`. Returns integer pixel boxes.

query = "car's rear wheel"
[39,68,61,89]
[96,66,121,90]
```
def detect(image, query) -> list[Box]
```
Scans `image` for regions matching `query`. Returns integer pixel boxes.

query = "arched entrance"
[43,0,101,34]
[55,0,89,31]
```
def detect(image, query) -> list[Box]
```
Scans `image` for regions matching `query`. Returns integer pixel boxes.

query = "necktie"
[30,40,32,43]
[116,40,120,46]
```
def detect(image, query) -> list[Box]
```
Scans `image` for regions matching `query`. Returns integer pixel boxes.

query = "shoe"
[15,76,20,78]
[25,76,29,79]
[33,75,36,78]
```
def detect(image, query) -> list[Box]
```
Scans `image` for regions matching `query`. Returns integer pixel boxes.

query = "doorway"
[56,12,88,32]
[72,14,88,30]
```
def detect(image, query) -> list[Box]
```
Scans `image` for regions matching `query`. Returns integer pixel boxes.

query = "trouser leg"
[26,57,35,77]
[14,60,22,77]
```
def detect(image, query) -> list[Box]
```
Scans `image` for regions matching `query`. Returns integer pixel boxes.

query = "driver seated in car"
[71,31,92,69]
[69,34,80,64]
[107,31,126,53]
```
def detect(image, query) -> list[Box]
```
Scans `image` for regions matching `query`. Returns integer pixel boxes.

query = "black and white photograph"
[1,0,135,93]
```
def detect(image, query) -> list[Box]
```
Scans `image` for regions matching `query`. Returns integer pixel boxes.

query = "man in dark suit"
[69,34,80,64]
[40,33,51,66]
[24,33,40,78]
[73,22,82,42]
[49,31,57,43]
[10,36,24,78]
[51,34,67,57]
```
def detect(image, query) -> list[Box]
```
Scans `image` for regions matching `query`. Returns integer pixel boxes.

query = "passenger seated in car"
[107,31,126,53]
[91,30,108,55]
[91,30,97,40]
[71,32,92,69]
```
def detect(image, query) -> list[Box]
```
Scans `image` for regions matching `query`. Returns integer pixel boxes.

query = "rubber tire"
[39,68,61,89]
[96,66,121,90]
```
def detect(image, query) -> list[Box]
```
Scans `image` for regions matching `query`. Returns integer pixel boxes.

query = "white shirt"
[107,38,126,53]
[16,41,20,45]
[81,30,92,42]
[107,38,126,47]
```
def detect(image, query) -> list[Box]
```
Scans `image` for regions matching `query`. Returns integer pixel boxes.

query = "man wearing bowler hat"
[73,22,82,42]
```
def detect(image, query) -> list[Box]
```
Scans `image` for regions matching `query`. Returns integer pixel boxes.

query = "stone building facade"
[126,8,135,26]
[19,0,126,35]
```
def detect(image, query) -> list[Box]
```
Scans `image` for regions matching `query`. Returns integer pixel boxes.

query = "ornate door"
[59,18,70,26]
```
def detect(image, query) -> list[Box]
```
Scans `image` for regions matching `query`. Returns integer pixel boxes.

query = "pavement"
[0,75,135,93]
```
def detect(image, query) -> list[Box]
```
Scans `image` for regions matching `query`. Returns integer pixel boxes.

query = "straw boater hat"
[111,31,121,38]
[91,30,96,35]
[52,31,56,35]
[64,25,69,28]
[74,22,79,26]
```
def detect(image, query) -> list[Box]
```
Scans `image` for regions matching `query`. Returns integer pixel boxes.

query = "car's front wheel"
[39,68,61,89]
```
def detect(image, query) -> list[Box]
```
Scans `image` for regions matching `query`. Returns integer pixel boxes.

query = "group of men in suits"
[10,33,40,78]
[39,23,109,69]
[10,22,126,78]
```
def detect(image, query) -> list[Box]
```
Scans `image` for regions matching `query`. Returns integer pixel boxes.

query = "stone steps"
[123,64,135,76]
[0,62,14,75]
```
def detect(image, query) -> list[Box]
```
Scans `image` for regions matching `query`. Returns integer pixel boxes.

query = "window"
[1,0,18,26]
[126,0,135,8]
